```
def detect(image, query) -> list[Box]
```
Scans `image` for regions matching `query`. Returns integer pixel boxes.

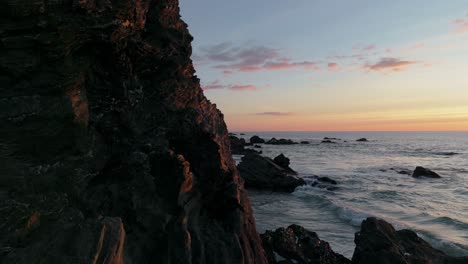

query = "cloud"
[363,45,376,51]
[197,43,320,74]
[201,81,258,91]
[327,62,339,71]
[453,18,468,34]
[365,57,418,72]
[229,85,257,91]
[254,112,293,116]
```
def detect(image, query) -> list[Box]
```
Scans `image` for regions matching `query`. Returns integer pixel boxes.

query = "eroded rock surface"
[0,1,267,263]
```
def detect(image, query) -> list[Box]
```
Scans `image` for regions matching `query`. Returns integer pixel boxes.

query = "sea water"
[233,131,468,258]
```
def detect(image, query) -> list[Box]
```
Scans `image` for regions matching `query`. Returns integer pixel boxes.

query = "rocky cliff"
[0,0,266,263]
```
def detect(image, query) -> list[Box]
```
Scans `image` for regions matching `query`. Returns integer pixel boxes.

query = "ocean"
[232,131,468,258]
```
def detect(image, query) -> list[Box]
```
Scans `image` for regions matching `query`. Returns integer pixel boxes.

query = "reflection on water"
[235,131,468,258]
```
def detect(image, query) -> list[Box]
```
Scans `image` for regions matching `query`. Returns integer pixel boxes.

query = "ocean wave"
[417,232,468,257]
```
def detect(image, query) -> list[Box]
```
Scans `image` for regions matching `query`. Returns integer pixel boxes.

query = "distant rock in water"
[237,153,305,192]
[266,138,297,145]
[261,224,351,264]
[412,166,441,178]
[250,135,266,144]
[352,217,467,264]
[325,137,341,140]
[254,144,262,148]
[229,135,247,154]
[306,175,339,191]
[356,138,368,142]
[300,141,310,144]
[273,154,296,174]
[322,139,337,144]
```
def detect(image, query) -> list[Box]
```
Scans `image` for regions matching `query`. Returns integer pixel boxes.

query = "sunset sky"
[179,1,468,131]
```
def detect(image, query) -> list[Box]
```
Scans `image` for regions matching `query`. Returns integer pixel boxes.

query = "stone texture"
[0,1,267,263]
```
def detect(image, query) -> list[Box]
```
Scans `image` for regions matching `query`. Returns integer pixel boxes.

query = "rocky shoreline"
[0,1,465,263]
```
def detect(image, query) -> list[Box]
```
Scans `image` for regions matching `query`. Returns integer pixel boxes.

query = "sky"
[179,0,468,131]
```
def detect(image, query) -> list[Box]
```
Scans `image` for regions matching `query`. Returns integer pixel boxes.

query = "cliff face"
[0,1,266,263]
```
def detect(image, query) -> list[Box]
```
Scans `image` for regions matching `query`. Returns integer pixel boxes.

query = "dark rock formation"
[321,140,336,144]
[250,135,266,144]
[237,153,305,192]
[229,135,246,154]
[412,166,441,178]
[324,137,341,140]
[254,144,262,148]
[300,141,310,144]
[356,138,368,142]
[0,1,267,263]
[261,224,351,264]
[306,176,339,191]
[352,217,467,264]
[266,138,297,145]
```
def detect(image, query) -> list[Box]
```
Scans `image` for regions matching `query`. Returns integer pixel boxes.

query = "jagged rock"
[261,224,351,264]
[250,135,266,144]
[0,1,267,263]
[237,153,305,192]
[352,217,467,264]
[229,135,247,154]
[273,154,291,169]
[356,138,368,142]
[412,166,441,178]
[266,138,297,145]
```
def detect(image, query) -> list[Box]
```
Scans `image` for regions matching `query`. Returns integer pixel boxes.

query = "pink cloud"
[327,62,339,71]
[229,85,257,91]
[365,58,419,72]
[254,112,293,116]
[453,18,468,34]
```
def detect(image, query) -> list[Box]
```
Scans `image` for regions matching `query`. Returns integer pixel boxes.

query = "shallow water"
[233,131,468,258]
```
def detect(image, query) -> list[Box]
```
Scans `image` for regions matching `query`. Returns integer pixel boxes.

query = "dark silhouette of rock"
[322,140,336,144]
[261,224,351,264]
[398,170,411,175]
[230,135,247,154]
[237,153,305,192]
[240,133,246,135]
[266,138,297,145]
[412,166,441,178]
[250,135,266,144]
[0,1,267,263]
[318,176,338,185]
[352,217,467,264]
[273,154,297,174]
[300,141,310,144]
[324,137,341,140]
[254,144,262,148]
[356,138,368,142]
[307,175,339,191]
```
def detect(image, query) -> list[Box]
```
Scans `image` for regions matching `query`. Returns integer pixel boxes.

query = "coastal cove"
[232,131,468,258]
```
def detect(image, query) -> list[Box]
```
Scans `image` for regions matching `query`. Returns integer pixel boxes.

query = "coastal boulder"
[251,135,266,144]
[412,166,441,178]
[261,224,351,264]
[352,217,467,264]
[237,153,305,192]
[229,135,247,154]
[266,138,297,145]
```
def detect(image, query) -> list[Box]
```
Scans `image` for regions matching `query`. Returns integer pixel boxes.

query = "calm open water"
[233,132,468,258]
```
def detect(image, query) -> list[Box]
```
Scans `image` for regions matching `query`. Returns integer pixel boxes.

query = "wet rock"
[250,135,266,144]
[352,217,467,264]
[356,138,368,142]
[266,138,297,145]
[261,224,351,264]
[412,166,441,178]
[238,153,305,192]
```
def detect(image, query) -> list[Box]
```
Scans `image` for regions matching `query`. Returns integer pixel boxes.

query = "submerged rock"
[261,224,351,264]
[353,217,467,264]
[251,135,266,144]
[321,140,336,144]
[237,153,305,192]
[412,166,441,178]
[300,141,310,144]
[356,138,368,142]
